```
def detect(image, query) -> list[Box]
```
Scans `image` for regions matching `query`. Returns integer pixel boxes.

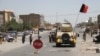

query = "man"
[49,32,55,43]
[22,33,26,44]
[83,32,86,41]
[49,32,52,43]
[29,34,33,45]
[0,33,3,44]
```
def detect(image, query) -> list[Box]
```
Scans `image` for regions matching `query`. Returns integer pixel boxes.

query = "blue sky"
[0,0,100,26]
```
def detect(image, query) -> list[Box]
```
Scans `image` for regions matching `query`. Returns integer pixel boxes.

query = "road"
[0,28,100,56]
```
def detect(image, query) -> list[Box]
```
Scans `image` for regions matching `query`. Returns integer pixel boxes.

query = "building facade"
[0,10,15,27]
[19,13,45,28]
[88,17,97,23]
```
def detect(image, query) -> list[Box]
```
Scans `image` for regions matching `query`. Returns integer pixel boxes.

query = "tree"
[0,18,34,32]
[1,18,24,31]
[23,22,33,30]
[7,19,19,31]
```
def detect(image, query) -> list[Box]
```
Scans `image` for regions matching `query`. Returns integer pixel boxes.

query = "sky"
[0,0,100,26]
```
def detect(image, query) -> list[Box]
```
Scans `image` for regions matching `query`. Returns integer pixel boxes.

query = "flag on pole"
[80,4,88,13]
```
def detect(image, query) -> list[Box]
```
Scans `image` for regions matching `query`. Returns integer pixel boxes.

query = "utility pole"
[55,12,58,36]
[56,12,58,24]
[98,15,100,34]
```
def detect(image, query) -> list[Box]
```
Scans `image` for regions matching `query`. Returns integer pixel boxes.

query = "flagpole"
[73,0,88,36]
[73,0,87,31]
[55,12,58,36]
[73,13,80,32]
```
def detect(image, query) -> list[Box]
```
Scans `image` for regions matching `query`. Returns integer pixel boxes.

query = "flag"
[80,4,88,13]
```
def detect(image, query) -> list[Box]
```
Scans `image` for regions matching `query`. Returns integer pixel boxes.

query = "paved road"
[0,29,100,56]
[0,30,78,56]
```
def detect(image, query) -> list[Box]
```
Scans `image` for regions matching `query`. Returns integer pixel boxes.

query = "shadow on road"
[52,45,75,48]
[95,42,100,44]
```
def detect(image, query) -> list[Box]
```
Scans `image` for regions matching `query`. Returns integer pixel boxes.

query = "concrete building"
[88,17,97,23]
[16,15,23,24]
[19,13,45,28]
[0,10,15,27]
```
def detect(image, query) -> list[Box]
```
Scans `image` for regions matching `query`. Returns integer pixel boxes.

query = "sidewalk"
[0,31,49,54]
[77,33,100,56]
[0,37,29,54]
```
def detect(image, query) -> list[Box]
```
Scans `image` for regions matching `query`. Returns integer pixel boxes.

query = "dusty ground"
[77,33,100,56]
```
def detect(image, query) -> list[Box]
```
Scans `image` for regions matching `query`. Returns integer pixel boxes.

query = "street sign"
[33,39,43,49]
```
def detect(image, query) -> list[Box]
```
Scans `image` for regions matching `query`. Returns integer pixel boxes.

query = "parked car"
[2,31,17,42]
[24,30,33,35]
[6,31,17,38]
[92,29,100,42]
[17,32,24,36]
[39,27,45,32]
[4,34,14,42]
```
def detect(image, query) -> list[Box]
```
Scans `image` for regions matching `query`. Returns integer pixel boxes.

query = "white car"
[92,30,100,42]
[5,34,14,42]
[17,32,24,36]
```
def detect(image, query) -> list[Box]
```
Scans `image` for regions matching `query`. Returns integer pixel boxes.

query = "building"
[0,10,15,27]
[19,13,45,28]
[16,15,23,24]
[88,17,97,23]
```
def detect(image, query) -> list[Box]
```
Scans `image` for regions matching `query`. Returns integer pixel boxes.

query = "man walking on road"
[29,34,33,45]
[22,33,26,44]
[83,32,86,41]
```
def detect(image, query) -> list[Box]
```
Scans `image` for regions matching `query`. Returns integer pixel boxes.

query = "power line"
[45,10,100,17]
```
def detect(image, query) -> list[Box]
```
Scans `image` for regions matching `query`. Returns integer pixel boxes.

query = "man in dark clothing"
[22,33,26,44]
[51,32,56,42]
[29,34,33,45]
[49,32,55,43]
[49,32,52,43]
[83,32,86,41]
[0,34,3,44]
